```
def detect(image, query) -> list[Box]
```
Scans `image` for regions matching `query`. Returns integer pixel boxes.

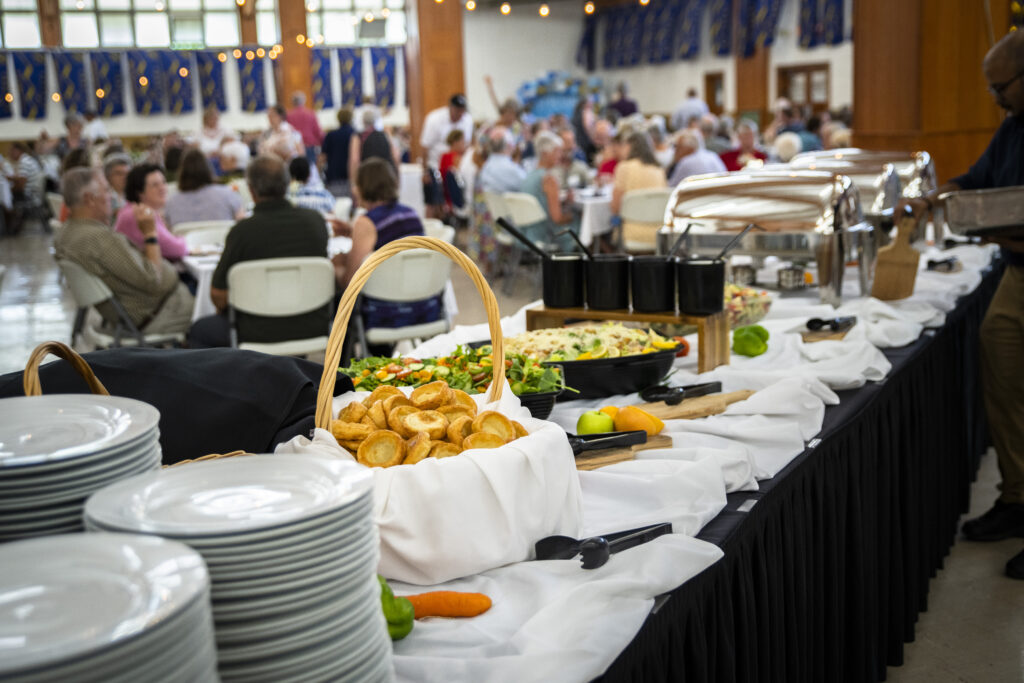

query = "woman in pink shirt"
[114,163,186,262]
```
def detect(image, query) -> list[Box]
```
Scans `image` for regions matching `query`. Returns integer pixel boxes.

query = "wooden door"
[704,71,724,115]
[777,63,830,114]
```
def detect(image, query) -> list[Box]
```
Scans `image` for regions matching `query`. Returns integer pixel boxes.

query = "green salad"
[340,344,566,396]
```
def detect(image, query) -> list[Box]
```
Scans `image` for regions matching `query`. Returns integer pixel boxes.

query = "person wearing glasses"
[907,30,1024,581]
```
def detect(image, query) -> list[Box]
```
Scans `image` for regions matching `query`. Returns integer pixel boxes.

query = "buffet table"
[595,257,1001,683]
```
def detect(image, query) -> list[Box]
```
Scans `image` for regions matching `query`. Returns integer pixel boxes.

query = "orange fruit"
[598,406,619,419]
[613,405,665,436]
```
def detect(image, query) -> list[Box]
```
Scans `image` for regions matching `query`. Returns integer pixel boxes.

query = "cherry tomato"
[673,336,691,357]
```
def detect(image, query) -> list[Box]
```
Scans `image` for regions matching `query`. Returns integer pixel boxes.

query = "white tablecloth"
[400,164,425,217]
[393,242,1000,681]
[576,188,613,247]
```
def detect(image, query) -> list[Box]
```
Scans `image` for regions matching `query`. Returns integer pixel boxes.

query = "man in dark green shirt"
[189,155,329,347]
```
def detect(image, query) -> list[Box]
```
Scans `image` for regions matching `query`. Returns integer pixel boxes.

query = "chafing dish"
[790,148,938,241]
[940,186,1024,236]
[659,170,875,306]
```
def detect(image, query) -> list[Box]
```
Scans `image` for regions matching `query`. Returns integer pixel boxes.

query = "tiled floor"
[1,225,1021,682]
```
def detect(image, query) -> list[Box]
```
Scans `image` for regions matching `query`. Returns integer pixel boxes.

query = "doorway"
[704,72,724,116]
[777,64,830,114]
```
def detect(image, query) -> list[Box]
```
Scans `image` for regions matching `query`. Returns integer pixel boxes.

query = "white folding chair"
[355,249,453,353]
[333,197,353,219]
[45,192,64,232]
[57,259,184,348]
[226,257,335,357]
[619,187,673,253]
[499,191,557,294]
[170,219,235,237]
[421,218,455,244]
[183,225,232,251]
[482,191,513,247]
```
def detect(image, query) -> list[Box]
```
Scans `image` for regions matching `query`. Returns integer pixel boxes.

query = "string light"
[51,93,61,102]
[365,12,374,21]
[178,67,188,77]
[4,93,13,103]
[315,34,325,43]
[236,0,245,5]
[256,48,265,57]
[381,7,390,16]
[139,76,148,86]
[465,0,475,8]
[584,2,594,13]
[306,1,317,9]
[75,0,84,8]
[539,3,549,15]
[639,0,649,5]
[296,34,306,44]
[273,43,282,52]
[305,38,314,47]
[217,52,227,62]
[232,48,242,58]
[154,0,164,10]
[245,50,255,60]
[500,2,510,13]
[434,0,443,4]
[269,51,278,59]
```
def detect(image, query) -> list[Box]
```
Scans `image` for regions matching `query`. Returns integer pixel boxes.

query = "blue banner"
[13,51,47,120]
[91,51,125,117]
[311,48,333,109]
[602,9,626,69]
[576,14,598,72]
[708,0,732,56]
[127,50,165,115]
[236,52,266,112]
[161,50,194,114]
[370,46,395,107]
[738,0,783,57]
[337,47,362,107]
[799,0,819,47]
[677,0,706,60]
[650,0,680,64]
[52,52,89,113]
[0,53,10,119]
[822,0,843,44]
[195,51,227,112]
[639,2,658,65]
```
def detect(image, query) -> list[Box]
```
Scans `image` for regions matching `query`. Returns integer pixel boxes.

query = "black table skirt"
[597,262,1003,683]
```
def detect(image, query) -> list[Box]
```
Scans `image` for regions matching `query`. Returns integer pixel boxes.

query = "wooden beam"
[239,1,258,46]
[407,0,465,163]
[277,1,312,106]
[735,45,769,126]
[37,0,61,48]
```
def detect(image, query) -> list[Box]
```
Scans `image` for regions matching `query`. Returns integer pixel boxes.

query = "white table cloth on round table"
[399,164,425,217]
[182,234,458,325]
[576,188,613,247]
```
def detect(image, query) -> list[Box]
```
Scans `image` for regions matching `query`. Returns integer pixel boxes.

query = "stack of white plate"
[0,395,162,541]
[84,454,392,682]
[0,532,218,683]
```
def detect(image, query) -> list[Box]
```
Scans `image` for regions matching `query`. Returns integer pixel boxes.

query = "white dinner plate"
[0,435,160,490]
[83,454,372,536]
[0,428,160,478]
[0,533,208,675]
[0,447,161,511]
[0,444,161,499]
[212,576,376,644]
[210,566,374,621]
[0,395,160,468]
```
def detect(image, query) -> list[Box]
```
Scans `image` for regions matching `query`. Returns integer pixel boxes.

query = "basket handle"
[23,341,110,397]
[316,236,504,430]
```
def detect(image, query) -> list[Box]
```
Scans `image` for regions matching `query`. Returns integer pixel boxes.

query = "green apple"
[576,410,615,435]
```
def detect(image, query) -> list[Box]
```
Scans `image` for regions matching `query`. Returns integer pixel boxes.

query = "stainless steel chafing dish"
[789,148,939,241]
[659,170,875,306]
[940,185,1024,236]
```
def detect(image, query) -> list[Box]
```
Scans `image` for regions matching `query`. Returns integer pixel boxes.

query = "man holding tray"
[909,30,1024,580]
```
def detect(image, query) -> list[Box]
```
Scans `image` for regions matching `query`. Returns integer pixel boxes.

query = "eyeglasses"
[806,316,857,333]
[988,69,1024,97]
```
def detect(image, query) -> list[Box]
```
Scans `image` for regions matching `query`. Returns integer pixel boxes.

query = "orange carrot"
[403,591,492,619]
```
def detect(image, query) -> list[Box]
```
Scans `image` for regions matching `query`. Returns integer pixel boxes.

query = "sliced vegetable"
[403,591,493,619]
[379,575,415,640]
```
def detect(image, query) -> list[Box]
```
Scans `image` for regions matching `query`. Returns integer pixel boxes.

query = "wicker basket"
[22,341,111,398]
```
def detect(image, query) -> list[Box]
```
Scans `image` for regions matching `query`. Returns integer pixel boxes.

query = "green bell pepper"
[732,325,770,357]
[378,575,415,641]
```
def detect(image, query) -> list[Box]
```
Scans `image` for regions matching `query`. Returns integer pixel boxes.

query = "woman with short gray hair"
[518,131,578,250]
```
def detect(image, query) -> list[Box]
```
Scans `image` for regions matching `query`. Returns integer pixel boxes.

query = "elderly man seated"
[54,167,194,338]
[188,156,328,348]
[667,129,726,186]
[477,126,526,193]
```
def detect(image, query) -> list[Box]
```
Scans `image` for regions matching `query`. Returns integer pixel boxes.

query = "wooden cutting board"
[800,328,850,343]
[573,390,755,471]
[871,214,921,300]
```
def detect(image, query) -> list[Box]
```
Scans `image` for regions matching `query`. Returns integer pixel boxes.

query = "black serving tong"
[566,430,648,455]
[806,316,857,333]
[639,381,722,406]
[535,522,673,569]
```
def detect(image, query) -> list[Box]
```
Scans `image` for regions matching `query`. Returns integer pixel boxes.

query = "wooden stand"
[524,306,730,374]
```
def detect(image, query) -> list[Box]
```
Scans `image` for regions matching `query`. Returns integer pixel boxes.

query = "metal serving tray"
[941,186,1024,236]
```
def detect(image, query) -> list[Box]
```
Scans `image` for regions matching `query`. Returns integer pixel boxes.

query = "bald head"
[984,30,1024,115]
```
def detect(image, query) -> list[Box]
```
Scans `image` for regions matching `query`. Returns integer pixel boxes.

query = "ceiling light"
[500,2,510,14]
[584,2,594,13]
[539,3,549,15]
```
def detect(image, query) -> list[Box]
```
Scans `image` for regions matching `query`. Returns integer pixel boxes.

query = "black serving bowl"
[516,389,564,420]
[546,346,679,401]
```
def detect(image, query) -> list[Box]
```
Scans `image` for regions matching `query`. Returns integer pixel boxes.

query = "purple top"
[113,204,187,261]
[366,202,424,249]
[165,184,243,228]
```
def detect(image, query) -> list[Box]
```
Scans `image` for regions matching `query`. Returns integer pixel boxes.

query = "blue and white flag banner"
[235,51,266,113]
[161,50,194,114]
[311,48,333,109]
[370,46,395,107]
[0,53,10,119]
[337,47,362,107]
[91,51,125,117]
[52,51,89,114]
[13,51,47,120]
[195,50,227,112]
[127,50,166,116]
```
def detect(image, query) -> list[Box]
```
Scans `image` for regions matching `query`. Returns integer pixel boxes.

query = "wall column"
[735,45,769,126]
[38,0,61,47]
[239,1,258,46]
[277,2,312,106]
[406,0,465,163]
[853,0,1010,182]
